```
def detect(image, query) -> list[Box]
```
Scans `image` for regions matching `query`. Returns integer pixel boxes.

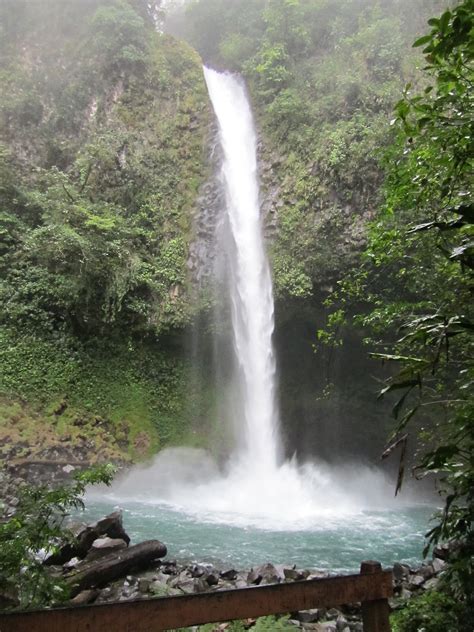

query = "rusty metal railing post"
[360,561,391,632]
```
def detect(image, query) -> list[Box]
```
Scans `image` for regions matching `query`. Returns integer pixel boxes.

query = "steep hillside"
[0,0,212,465]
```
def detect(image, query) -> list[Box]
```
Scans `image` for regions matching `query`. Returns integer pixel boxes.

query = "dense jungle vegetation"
[0,0,472,626]
[0,0,213,460]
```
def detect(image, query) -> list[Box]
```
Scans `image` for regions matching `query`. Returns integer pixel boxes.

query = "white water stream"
[94,69,424,531]
[204,67,281,474]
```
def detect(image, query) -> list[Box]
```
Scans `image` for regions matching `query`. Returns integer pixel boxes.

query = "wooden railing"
[0,561,392,632]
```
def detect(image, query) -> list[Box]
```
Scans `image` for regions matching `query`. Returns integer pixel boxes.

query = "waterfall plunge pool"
[84,448,437,574]
[82,499,434,574]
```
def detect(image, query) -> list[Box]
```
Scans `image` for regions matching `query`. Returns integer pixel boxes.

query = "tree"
[330,0,473,606]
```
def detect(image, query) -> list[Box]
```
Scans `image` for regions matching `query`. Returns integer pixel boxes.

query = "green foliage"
[0,465,115,610]
[185,615,294,632]
[0,0,209,339]
[173,0,445,297]
[252,615,295,631]
[324,0,473,604]
[0,326,207,457]
[391,590,464,632]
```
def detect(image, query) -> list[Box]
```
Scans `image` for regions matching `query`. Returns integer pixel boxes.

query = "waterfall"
[99,69,407,530]
[203,67,281,474]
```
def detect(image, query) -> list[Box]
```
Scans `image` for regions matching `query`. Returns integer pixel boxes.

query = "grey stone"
[424,577,440,591]
[336,615,348,631]
[220,568,238,581]
[432,557,446,573]
[326,608,341,619]
[418,563,434,579]
[247,568,262,584]
[408,574,425,588]
[193,578,209,593]
[297,609,321,623]
[284,567,302,581]
[255,562,285,584]
[288,620,301,628]
[313,623,337,632]
[400,587,412,600]
[138,578,151,593]
[63,556,80,570]
[392,562,410,581]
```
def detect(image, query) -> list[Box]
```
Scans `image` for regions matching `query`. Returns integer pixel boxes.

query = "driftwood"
[66,540,167,596]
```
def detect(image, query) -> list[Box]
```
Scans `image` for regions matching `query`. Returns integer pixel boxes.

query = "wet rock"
[220,568,238,581]
[326,608,341,620]
[418,563,434,580]
[432,557,446,573]
[64,556,81,570]
[284,567,304,581]
[247,568,262,585]
[86,537,128,561]
[393,562,410,581]
[433,543,449,560]
[206,573,219,586]
[289,620,302,628]
[162,560,178,575]
[423,577,440,591]
[178,579,196,594]
[400,587,412,600]
[138,578,151,593]
[297,608,321,623]
[193,578,209,593]
[314,623,337,632]
[408,574,425,589]
[255,562,285,584]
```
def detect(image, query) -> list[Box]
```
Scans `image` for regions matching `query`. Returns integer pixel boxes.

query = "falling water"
[93,69,428,534]
[203,67,281,474]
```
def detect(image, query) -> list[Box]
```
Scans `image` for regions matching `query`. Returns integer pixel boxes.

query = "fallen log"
[66,540,167,596]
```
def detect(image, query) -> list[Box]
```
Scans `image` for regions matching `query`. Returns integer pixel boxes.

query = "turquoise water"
[82,500,434,574]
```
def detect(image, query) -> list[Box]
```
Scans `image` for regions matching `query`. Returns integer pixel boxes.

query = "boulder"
[206,573,219,586]
[432,557,447,573]
[392,562,410,581]
[86,537,128,561]
[297,608,322,623]
[44,511,130,566]
[220,568,238,581]
[408,574,425,589]
[254,562,285,584]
